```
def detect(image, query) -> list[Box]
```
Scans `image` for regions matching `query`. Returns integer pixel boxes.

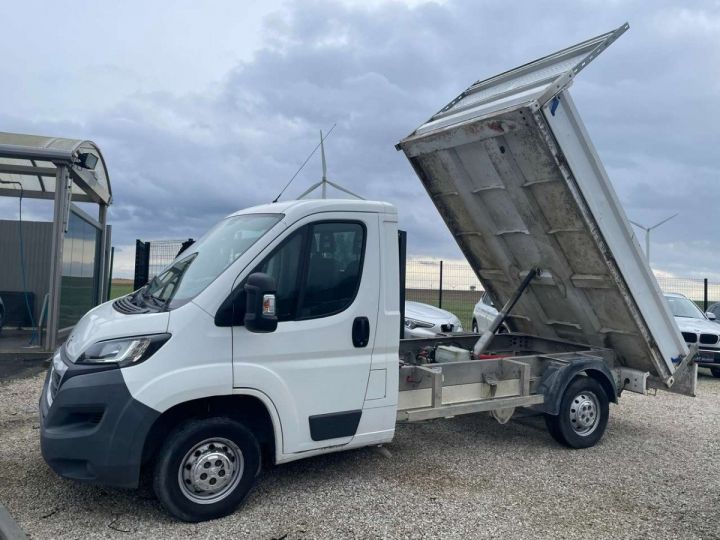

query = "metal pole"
[107,246,115,301]
[438,260,443,309]
[97,203,108,303]
[704,278,708,312]
[45,164,71,351]
[474,268,541,357]
[398,230,407,339]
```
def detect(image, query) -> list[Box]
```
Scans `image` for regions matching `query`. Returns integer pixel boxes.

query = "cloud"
[2,0,720,279]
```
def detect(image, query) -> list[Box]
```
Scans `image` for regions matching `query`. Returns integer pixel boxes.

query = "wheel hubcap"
[568,391,600,436]
[178,438,244,504]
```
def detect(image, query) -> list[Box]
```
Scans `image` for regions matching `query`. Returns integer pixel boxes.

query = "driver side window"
[251,230,304,321]
[234,221,365,325]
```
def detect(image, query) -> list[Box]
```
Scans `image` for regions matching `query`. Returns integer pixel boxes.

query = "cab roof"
[229,199,397,220]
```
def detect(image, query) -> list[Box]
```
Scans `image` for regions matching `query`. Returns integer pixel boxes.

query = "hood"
[673,316,720,335]
[64,298,170,362]
[405,301,459,323]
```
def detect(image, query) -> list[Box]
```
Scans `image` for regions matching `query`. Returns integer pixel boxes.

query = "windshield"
[143,213,282,309]
[665,295,705,319]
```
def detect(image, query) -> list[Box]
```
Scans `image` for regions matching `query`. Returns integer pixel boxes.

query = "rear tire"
[153,417,261,522]
[545,376,609,449]
[711,368,720,379]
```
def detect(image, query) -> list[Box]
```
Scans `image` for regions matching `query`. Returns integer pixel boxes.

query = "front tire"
[545,376,609,449]
[153,417,261,522]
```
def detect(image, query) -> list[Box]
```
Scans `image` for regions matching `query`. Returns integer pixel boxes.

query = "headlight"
[76,334,171,367]
[404,318,434,330]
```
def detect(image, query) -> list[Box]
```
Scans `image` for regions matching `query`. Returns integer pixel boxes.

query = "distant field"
[110,279,134,299]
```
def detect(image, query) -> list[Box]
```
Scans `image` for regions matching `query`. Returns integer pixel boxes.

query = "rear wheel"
[710,368,720,379]
[545,376,609,449]
[153,417,261,522]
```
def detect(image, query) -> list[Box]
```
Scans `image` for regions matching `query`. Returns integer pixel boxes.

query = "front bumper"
[695,348,720,363]
[39,355,159,489]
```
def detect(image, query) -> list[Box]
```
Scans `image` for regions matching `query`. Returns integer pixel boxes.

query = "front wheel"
[153,417,261,522]
[545,376,609,449]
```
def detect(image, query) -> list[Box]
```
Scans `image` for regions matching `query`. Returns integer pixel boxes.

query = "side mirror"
[706,312,717,321]
[244,273,278,333]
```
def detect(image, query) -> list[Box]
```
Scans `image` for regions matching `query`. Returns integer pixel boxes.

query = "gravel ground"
[1,369,719,539]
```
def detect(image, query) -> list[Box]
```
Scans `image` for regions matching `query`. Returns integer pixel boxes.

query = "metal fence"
[406,259,720,330]
[130,246,720,330]
[654,276,720,306]
[406,259,483,330]
[133,239,191,289]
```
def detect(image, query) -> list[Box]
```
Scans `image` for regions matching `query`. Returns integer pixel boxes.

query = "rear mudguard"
[537,359,618,416]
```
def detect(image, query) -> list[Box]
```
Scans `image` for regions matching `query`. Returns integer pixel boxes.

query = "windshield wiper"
[127,276,165,310]
[142,276,159,298]
[147,294,166,308]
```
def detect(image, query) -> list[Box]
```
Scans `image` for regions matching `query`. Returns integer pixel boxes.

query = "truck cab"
[40,199,401,522]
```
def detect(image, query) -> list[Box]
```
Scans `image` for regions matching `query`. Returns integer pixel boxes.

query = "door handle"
[352,317,370,348]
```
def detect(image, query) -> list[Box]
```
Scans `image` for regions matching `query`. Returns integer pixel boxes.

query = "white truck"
[39,24,696,522]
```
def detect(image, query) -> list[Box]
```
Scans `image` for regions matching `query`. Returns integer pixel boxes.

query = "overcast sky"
[1,0,718,278]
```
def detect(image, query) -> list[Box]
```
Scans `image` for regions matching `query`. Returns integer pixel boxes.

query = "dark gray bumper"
[39,360,159,489]
[696,349,720,365]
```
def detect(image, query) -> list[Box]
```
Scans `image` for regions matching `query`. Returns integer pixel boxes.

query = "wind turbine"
[297,130,364,200]
[629,213,678,263]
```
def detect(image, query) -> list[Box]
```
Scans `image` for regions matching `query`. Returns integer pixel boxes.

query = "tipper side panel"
[403,108,674,380]
[398,24,692,393]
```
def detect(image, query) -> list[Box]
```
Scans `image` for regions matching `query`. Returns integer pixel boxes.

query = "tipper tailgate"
[397,24,693,395]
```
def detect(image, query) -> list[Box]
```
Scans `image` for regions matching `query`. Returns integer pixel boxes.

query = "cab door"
[232,213,379,454]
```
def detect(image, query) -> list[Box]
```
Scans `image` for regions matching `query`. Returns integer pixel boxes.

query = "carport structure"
[0,132,112,351]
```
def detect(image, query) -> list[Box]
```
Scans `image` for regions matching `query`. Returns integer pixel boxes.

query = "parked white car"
[471,292,512,334]
[706,302,720,323]
[404,301,463,338]
[665,293,720,377]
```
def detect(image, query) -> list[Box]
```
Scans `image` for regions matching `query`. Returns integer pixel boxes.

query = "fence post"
[704,278,709,311]
[439,260,443,309]
[133,240,151,290]
[398,230,407,339]
[107,246,115,301]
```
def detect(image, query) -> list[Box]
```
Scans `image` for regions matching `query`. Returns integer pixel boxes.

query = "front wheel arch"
[141,394,278,473]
